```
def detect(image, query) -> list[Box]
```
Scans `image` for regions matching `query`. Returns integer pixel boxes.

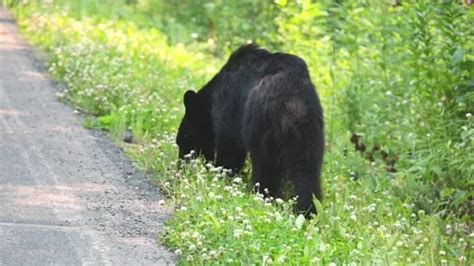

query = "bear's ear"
[183,90,198,112]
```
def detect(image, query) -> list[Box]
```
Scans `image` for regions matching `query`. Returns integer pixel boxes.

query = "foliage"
[9,0,473,264]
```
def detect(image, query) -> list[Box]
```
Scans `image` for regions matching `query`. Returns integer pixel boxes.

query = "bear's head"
[176,90,214,162]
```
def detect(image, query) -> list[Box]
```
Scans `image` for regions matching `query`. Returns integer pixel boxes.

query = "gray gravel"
[0,7,176,265]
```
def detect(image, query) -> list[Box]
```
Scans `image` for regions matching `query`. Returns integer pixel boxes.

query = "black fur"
[176,44,324,216]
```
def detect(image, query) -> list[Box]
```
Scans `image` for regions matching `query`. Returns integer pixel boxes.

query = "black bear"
[176,44,324,216]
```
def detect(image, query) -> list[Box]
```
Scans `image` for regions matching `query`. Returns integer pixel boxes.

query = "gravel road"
[0,7,176,265]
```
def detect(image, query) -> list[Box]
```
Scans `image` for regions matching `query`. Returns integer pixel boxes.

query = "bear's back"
[204,44,319,153]
[209,45,272,142]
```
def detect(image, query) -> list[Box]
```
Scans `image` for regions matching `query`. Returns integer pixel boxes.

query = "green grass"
[8,0,473,264]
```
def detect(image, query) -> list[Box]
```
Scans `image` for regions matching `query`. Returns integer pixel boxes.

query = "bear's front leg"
[215,136,247,175]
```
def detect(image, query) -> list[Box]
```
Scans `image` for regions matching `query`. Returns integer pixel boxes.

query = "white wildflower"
[350,213,357,221]
[233,229,243,239]
[233,177,242,183]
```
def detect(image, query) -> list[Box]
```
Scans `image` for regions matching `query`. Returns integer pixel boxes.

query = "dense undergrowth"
[6,0,473,264]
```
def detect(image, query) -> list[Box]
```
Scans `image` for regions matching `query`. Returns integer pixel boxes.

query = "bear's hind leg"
[281,144,323,218]
[290,173,320,217]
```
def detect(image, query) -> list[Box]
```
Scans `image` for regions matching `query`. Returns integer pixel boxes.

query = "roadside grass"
[10,2,472,265]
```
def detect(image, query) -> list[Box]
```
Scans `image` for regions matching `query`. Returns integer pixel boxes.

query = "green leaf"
[294,214,306,230]
[460,60,474,71]
[274,0,287,8]
[98,114,113,125]
[441,188,456,198]
[431,165,443,176]
[451,48,465,65]
[460,129,474,141]
[452,190,471,207]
